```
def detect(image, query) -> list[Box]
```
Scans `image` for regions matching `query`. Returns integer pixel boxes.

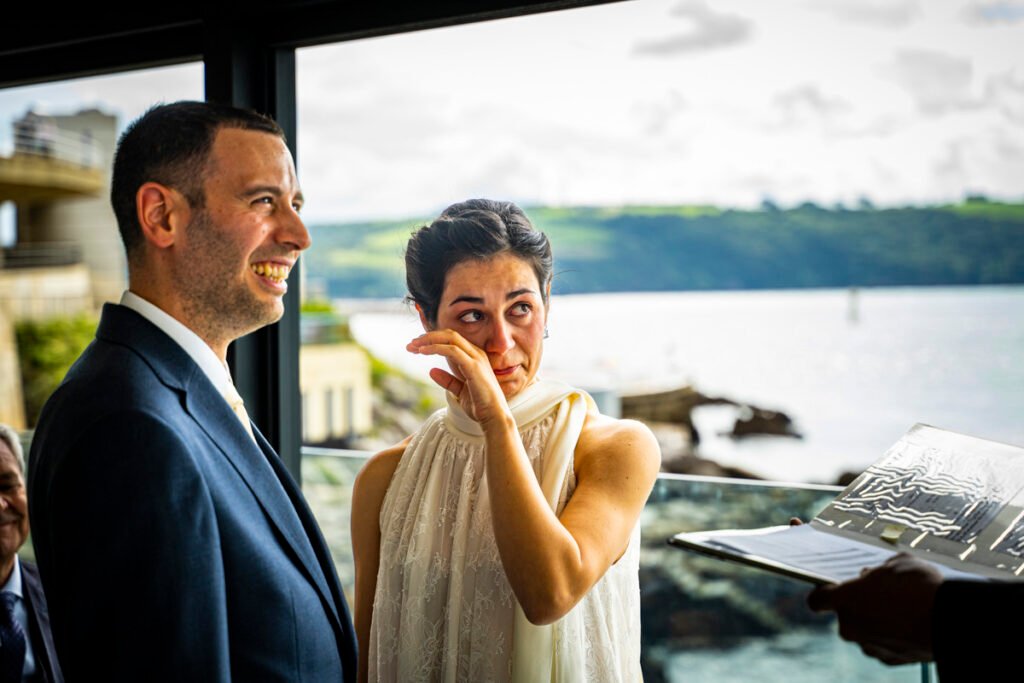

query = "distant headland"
[304,197,1024,299]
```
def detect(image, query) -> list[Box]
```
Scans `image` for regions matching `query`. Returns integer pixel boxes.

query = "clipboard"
[668,425,1024,584]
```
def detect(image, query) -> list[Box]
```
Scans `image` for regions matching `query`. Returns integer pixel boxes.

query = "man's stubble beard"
[176,209,284,347]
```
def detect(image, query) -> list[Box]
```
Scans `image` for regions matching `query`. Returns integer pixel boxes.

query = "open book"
[669,424,1024,585]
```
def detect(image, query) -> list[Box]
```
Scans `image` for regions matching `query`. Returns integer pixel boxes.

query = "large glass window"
[296,2,1022,679]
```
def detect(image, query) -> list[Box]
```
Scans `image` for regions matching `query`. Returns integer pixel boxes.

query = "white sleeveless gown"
[368,379,642,682]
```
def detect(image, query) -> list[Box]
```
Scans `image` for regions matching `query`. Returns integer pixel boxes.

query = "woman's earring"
[544,326,550,339]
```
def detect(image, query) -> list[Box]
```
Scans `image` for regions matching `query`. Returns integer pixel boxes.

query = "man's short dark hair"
[110,101,285,258]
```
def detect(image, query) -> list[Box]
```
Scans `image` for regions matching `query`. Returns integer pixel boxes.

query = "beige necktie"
[224,383,256,441]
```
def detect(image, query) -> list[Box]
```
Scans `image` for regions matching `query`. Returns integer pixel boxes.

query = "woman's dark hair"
[405,199,553,325]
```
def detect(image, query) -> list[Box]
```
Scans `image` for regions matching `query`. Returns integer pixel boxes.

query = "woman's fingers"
[428,368,464,395]
[413,343,483,386]
[408,330,481,358]
[409,341,471,361]
[408,330,495,385]
[408,328,509,423]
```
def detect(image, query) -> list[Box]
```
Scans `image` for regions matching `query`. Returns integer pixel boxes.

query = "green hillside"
[304,198,1024,298]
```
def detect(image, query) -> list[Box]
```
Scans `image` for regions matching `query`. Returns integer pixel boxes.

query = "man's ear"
[415,303,433,331]
[137,182,188,249]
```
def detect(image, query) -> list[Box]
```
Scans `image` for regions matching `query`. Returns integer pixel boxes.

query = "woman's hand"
[408,329,511,427]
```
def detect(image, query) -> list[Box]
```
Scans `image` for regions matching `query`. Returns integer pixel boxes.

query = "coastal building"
[300,342,373,444]
[0,108,109,428]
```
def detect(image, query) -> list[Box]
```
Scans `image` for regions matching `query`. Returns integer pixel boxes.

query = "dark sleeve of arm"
[932,579,1021,683]
[36,413,230,682]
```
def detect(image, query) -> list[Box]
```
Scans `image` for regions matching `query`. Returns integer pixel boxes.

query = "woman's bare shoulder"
[577,412,662,474]
[354,436,411,494]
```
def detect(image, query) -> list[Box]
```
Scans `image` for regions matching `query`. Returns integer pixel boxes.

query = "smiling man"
[27,102,356,681]
[0,424,61,683]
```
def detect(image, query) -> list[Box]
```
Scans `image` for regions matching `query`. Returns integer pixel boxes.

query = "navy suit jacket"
[28,304,356,681]
[21,559,62,683]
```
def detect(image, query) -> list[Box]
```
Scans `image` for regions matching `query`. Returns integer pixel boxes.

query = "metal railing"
[7,125,104,170]
[0,243,82,269]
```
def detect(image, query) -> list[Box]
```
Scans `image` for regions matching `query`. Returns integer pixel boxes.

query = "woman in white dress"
[351,199,660,682]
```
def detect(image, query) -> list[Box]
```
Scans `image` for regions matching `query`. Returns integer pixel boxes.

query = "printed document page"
[675,524,981,584]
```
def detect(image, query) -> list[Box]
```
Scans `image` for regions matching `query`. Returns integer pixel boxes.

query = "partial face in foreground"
[432,252,548,399]
[173,127,310,343]
[0,440,28,570]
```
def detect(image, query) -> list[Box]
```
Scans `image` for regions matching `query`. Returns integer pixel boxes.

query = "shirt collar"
[119,290,236,399]
[2,556,23,599]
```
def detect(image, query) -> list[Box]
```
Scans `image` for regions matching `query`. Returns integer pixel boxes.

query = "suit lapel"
[97,305,343,635]
[251,428,350,624]
[21,561,61,683]
[184,379,343,634]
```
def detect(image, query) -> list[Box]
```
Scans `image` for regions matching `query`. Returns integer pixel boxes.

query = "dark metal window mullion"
[205,26,303,482]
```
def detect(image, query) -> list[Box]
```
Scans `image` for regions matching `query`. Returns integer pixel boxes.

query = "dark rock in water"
[622,385,803,473]
[622,386,737,447]
[730,405,802,439]
[661,453,762,480]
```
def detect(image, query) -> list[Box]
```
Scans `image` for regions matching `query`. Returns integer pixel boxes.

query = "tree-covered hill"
[304,198,1024,299]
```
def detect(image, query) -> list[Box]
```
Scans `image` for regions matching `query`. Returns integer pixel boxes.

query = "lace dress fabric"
[368,381,642,682]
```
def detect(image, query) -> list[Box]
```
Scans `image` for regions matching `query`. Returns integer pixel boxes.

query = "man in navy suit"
[28,101,356,681]
[0,424,61,683]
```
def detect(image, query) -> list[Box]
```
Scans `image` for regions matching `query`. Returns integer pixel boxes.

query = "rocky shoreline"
[621,386,803,481]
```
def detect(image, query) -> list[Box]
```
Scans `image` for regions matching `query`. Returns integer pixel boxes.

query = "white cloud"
[984,70,1024,124]
[633,1,753,56]
[767,84,853,131]
[288,2,1024,219]
[879,49,979,115]
[808,0,921,27]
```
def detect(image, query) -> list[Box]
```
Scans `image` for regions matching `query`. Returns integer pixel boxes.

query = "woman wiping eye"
[350,198,661,683]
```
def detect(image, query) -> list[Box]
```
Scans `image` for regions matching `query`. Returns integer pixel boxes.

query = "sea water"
[347,285,1024,484]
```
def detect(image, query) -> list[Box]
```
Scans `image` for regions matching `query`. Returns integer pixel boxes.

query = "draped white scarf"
[444,378,596,683]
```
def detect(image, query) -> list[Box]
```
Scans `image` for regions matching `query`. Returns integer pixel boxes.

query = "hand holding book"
[807,552,942,665]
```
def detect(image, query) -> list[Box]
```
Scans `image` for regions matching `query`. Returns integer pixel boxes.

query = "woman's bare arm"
[484,411,660,624]
[350,440,406,683]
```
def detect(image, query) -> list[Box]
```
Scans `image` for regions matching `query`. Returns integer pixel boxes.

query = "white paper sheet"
[692,524,979,583]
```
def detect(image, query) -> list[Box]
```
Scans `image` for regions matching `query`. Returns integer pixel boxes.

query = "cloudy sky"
[2,0,1023,225]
